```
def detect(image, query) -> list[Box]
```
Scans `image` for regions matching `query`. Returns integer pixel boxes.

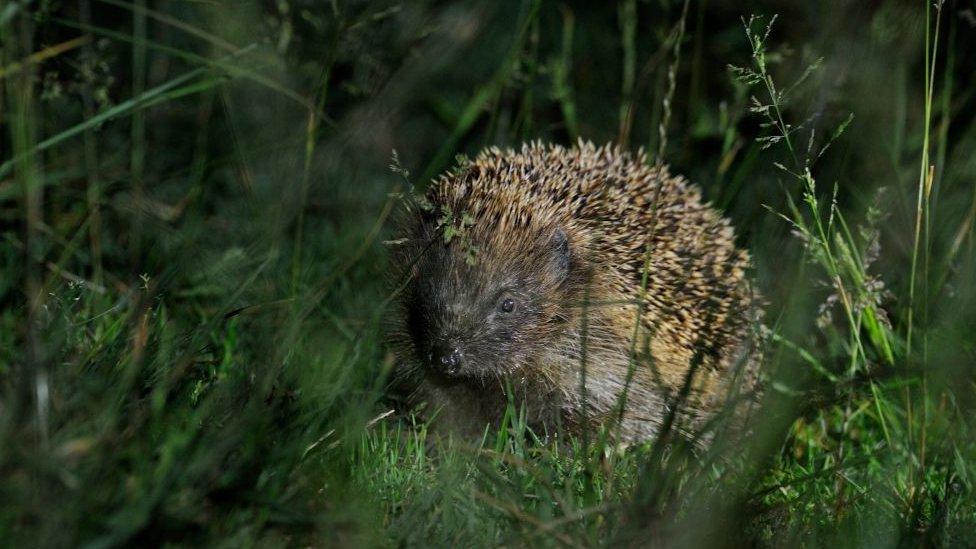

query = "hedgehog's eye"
[499,297,516,313]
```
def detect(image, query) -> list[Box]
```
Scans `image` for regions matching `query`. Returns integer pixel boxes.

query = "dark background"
[2,0,975,545]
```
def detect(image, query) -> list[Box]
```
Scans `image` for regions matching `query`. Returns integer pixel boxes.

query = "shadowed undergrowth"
[1,0,975,546]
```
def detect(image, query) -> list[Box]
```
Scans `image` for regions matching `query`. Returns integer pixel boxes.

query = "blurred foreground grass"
[2,0,975,546]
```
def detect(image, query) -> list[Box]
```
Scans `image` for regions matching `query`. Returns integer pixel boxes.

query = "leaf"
[443,226,457,244]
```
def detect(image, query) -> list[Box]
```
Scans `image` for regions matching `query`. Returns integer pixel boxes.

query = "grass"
[2,0,975,546]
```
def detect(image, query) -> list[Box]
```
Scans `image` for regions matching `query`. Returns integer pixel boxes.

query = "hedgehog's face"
[403,227,572,383]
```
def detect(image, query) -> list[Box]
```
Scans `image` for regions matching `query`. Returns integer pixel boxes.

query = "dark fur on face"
[402,224,574,384]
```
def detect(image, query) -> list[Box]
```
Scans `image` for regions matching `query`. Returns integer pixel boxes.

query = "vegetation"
[2,0,974,545]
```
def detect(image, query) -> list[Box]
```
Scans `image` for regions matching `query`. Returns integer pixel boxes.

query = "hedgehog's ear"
[550,228,571,282]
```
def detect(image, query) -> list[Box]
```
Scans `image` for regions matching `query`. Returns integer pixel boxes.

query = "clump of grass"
[724,10,976,543]
[1,1,975,546]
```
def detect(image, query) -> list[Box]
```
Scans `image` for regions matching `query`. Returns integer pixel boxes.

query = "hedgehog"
[387,141,762,444]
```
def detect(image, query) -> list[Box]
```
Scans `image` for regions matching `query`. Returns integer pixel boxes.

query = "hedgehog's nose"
[430,345,463,376]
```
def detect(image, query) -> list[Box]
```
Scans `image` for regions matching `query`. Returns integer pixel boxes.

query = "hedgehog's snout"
[427,341,464,376]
